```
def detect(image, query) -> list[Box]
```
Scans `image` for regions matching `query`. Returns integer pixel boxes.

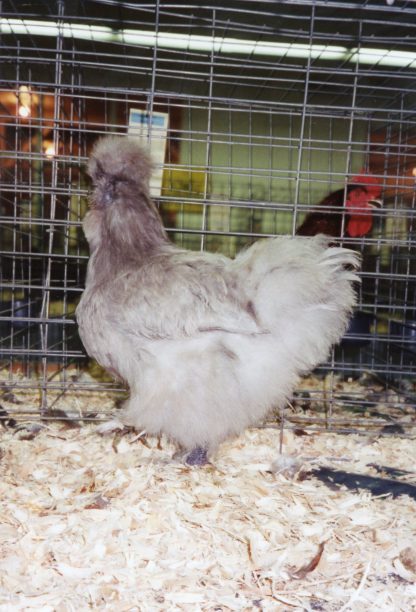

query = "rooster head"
[345,172,383,237]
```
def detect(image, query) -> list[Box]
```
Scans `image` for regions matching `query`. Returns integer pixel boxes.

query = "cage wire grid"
[0,0,415,436]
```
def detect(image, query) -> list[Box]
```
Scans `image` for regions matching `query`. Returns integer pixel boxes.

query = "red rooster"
[296,173,382,238]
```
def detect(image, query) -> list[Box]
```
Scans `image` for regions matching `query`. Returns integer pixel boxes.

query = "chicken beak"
[368,198,382,209]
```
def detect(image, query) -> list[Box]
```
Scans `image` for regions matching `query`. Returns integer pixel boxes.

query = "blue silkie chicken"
[76,137,360,466]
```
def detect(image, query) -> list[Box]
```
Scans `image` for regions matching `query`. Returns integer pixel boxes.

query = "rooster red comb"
[350,170,382,198]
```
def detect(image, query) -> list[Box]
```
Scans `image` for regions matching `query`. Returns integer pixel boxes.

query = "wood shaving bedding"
[0,421,415,611]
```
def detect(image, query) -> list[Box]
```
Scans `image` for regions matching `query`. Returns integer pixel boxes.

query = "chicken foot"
[185,446,209,466]
[174,445,209,466]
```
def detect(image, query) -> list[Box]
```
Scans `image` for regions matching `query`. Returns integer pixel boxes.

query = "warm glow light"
[1,18,416,68]
[18,105,30,118]
[45,145,56,159]
[412,167,416,177]
[17,85,31,117]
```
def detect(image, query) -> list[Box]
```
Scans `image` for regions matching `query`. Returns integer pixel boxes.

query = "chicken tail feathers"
[234,234,361,374]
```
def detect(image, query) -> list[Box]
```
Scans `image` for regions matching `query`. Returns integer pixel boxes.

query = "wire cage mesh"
[0,0,415,435]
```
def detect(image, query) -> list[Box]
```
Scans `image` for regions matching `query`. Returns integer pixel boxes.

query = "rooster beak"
[368,198,382,209]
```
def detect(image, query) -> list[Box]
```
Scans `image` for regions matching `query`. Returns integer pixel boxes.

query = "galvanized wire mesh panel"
[0,1,415,432]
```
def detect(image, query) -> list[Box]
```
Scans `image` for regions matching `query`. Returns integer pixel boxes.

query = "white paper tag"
[128,109,169,197]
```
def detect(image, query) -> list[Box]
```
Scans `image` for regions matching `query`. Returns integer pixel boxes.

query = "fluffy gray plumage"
[76,136,361,464]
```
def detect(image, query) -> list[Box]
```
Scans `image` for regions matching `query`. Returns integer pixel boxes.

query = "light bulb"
[45,145,55,159]
[18,105,30,118]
